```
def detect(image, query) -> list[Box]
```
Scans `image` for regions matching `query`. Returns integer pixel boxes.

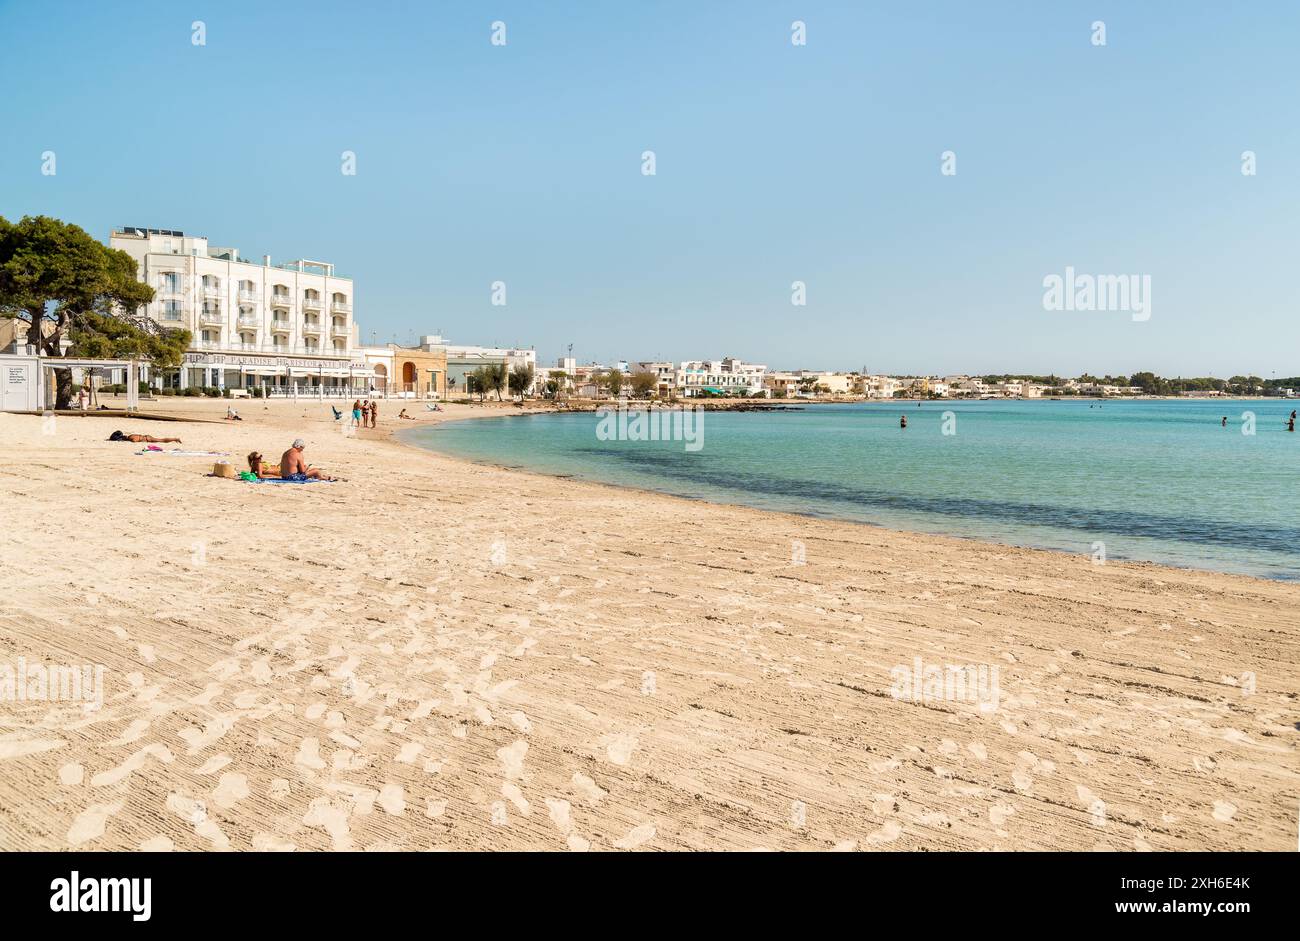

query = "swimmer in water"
[1222,416,1228,427]
[900,415,908,429]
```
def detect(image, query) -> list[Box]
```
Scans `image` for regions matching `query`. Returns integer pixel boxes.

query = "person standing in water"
[900,415,908,429]
[1222,416,1228,427]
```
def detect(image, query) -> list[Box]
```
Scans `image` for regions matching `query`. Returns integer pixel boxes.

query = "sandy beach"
[0,397,1295,852]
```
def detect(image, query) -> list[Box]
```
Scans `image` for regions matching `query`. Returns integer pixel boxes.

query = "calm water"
[401,400,1300,580]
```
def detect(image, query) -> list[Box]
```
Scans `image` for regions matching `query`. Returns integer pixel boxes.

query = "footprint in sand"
[497,740,528,780]
[294,738,326,770]
[990,804,1016,827]
[613,823,655,849]
[1211,800,1237,823]
[58,763,84,786]
[213,772,250,810]
[866,820,903,845]
[601,732,638,766]
[545,798,573,834]
[502,783,530,816]
[194,755,232,775]
[378,784,406,816]
[67,802,122,846]
[251,834,296,852]
[572,773,607,806]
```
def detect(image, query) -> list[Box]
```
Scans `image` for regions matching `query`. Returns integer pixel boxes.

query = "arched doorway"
[402,361,417,394]
[373,363,388,394]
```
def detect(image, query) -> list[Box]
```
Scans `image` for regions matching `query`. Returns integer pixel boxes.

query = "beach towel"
[244,476,334,484]
[135,449,230,456]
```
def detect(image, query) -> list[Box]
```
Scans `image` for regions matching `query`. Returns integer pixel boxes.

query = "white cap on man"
[292,438,305,449]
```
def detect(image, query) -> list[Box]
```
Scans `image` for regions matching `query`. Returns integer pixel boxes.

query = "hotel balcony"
[270,319,292,334]
[331,299,351,314]
[237,290,258,304]
[201,285,222,299]
[269,294,292,309]
[302,320,323,336]
[302,295,323,311]
[198,308,224,326]
[330,320,350,336]
[237,314,261,329]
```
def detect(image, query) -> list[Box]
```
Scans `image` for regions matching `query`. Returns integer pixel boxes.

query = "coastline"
[394,400,1300,584]
[1,399,1296,851]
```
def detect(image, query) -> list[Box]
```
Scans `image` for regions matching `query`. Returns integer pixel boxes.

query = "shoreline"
[1,399,1296,851]
[391,403,1297,586]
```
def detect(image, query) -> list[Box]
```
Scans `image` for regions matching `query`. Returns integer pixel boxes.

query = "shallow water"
[402,399,1300,580]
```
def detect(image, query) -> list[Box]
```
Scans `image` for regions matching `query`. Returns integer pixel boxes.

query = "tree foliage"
[0,215,186,407]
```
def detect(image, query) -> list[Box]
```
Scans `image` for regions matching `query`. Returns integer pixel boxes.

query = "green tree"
[630,370,658,398]
[0,215,176,408]
[508,363,535,400]
[606,370,623,397]
[482,362,507,401]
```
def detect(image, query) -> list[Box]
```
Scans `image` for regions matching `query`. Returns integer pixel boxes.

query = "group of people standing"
[351,399,379,429]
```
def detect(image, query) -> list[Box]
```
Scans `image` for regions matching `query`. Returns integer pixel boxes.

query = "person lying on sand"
[225,407,242,421]
[109,430,181,444]
[246,451,280,478]
[279,439,336,481]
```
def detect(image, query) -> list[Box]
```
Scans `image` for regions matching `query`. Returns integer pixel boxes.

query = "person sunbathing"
[398,409,415,419]
[109,430,181,444]
[246,451,280,478]
[279,439,335,481]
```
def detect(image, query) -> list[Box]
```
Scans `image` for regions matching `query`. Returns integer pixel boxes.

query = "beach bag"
[212,461,237,479]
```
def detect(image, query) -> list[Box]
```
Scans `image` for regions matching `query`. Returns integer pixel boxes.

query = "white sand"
[0,398,1295,851]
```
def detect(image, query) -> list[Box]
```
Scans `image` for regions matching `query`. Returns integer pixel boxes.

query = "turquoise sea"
[401,399,1300,580]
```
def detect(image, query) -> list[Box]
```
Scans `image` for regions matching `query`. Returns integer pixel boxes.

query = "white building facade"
[109,227,373,394]
[676,358,767,397]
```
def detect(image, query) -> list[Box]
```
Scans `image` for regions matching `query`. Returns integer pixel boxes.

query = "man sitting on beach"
[279,439,335,481]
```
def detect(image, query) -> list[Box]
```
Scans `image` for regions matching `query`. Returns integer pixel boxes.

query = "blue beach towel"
[246,476,334,484]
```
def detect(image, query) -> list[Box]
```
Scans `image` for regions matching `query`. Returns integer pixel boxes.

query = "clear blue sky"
[2,1,1297,377]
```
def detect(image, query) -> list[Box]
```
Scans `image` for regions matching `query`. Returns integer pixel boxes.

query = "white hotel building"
[109,227,374,393]
[675,358,767,397]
